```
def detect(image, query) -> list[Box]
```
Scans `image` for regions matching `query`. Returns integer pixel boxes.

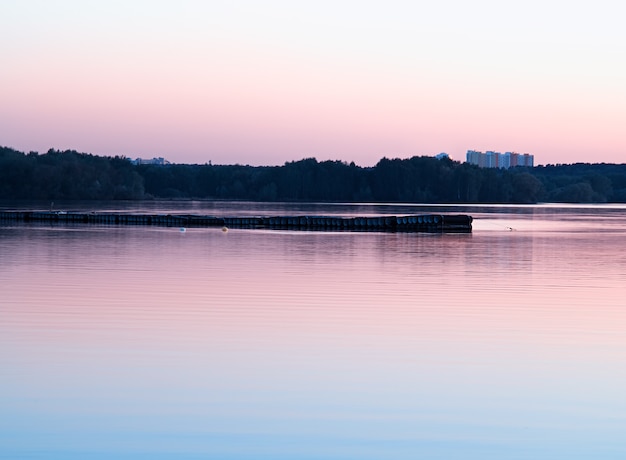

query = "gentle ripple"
[1,202,626,459]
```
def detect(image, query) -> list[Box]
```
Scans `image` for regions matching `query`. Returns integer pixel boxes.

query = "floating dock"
[0,211,472,233]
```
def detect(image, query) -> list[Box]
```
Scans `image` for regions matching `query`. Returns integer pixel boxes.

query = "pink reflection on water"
[2,213,626,457]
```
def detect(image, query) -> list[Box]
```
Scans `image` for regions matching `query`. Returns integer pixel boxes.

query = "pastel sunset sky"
[2,0,625,165]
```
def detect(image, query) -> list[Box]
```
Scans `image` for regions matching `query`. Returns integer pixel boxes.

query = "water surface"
[1,203,625,459]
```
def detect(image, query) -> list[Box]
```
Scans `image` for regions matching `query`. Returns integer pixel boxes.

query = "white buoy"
[222,226,228,233]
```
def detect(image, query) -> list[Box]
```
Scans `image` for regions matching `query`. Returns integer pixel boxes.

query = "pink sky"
[2,1,625,166]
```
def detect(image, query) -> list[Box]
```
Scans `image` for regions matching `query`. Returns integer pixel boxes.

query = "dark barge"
[0,211,472,233]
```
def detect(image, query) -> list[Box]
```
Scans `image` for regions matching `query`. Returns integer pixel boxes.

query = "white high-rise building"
[466,150,534,169]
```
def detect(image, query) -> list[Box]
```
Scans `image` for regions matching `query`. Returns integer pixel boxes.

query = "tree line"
[2,146,626,203]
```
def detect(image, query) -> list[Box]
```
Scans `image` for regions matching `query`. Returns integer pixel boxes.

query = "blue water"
[1,202,626,459]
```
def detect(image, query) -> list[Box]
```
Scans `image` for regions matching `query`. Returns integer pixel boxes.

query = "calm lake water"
[1,202,626,459]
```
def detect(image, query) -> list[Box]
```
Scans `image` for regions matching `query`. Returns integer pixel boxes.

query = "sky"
[1,0,625,166]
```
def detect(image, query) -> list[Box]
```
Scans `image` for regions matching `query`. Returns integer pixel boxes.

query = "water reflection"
[1,203,626,459]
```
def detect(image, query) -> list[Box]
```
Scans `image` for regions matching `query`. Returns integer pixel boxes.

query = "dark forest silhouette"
[2,146,626,203]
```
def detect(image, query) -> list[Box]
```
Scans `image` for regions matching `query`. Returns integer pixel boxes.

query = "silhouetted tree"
[2,146,626,203]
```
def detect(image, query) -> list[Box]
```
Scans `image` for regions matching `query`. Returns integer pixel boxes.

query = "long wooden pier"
[0,211,472,233]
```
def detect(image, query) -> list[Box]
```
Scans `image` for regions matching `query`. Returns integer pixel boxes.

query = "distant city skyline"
[2,1,625,166]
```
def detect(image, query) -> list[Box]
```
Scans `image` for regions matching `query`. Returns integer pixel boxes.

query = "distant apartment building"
[131,157,171,166]
[466,150,533,169]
